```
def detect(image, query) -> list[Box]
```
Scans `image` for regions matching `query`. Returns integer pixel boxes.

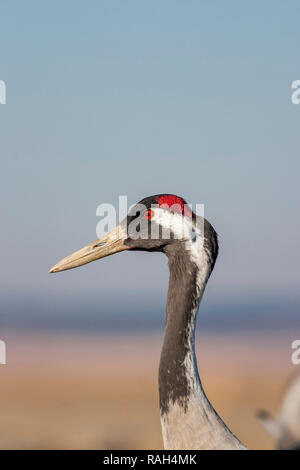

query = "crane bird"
[257,373,300,450]
[50,194,247,450]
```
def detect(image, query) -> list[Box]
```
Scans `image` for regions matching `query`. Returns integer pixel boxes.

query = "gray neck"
[159,250,202,416]
[159,247,247,450]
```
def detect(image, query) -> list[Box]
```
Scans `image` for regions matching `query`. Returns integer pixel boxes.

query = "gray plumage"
[50,194,248,450]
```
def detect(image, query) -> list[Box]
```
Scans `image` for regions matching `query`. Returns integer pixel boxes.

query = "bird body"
[50,194,247,450]
[258,373,300,449]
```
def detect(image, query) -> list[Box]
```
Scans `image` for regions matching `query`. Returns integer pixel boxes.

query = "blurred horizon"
[1,286,300,333]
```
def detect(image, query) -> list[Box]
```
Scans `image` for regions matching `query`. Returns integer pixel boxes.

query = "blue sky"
[0,1,299,329]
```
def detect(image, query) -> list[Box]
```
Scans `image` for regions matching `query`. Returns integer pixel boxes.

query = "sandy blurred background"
[0,329,298,450]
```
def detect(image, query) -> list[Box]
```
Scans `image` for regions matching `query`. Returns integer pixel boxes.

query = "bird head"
[49,194,217,273]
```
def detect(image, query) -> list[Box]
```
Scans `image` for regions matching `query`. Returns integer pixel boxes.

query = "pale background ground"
[0,329,297,450]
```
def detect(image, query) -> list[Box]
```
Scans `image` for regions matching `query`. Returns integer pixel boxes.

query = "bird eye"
[144,209,153,220]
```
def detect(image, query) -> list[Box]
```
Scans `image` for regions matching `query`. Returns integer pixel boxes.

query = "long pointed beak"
[49,225,129,273]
